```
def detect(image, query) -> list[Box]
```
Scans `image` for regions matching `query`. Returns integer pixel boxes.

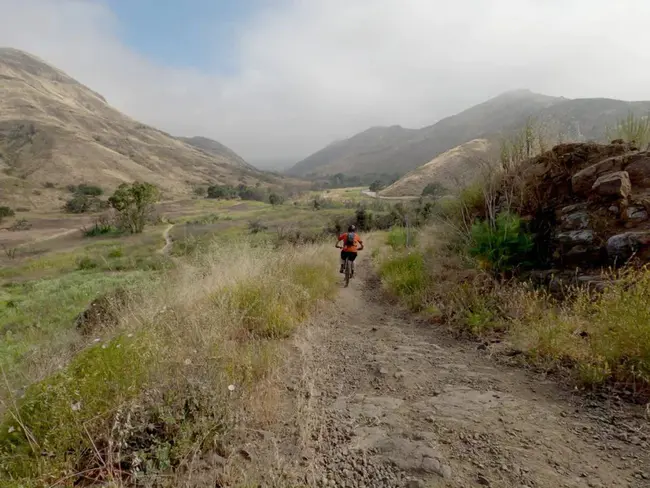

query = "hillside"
[380,138,496,197]
[178,136,252,169]
[0,48,278,209]
[288,89,650,181]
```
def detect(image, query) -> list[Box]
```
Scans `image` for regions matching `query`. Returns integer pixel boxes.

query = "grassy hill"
[0,48,284,209]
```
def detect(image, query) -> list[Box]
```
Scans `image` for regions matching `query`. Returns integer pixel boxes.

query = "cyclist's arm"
[357,238,364,250]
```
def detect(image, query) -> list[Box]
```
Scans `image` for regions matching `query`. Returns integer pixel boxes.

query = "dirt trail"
[267,253,650,488]
[159,223,174,255]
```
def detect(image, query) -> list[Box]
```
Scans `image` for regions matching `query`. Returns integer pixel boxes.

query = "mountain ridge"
[0,48,281,209]
[288,90,650,181]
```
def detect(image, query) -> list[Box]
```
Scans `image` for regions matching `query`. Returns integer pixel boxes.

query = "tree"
[268,192,284,206]
[108,182,160,234]
[369,180,385,192]
[421,182,446,198]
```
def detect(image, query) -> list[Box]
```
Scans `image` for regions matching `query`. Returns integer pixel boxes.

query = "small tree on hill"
[108,182,160,234]
[369,180,385,192]
[268,192,284,206]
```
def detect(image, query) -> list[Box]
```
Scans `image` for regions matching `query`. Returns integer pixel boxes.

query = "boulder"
[560,211,590,231]
[606,231,650,262]
[591,171,631,200]
[556,230,594,247]
[624,153,650,187]
[625,206,649,222]
[571,156,626,196]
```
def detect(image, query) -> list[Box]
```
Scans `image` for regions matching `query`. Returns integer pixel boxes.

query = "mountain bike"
[336,244,355,288]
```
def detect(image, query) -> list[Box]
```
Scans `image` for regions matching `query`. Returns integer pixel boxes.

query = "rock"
[556,230,594,247]
[606,231,650,262]
[623,153,650,187]
[625,206,649,221]
[590,171,631,200]
[477,473,491,486]
[421,456,442,475]
[572,156,626,196]
[560,211,590,230]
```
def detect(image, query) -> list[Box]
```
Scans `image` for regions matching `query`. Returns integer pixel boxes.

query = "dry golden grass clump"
[0,241,337,486]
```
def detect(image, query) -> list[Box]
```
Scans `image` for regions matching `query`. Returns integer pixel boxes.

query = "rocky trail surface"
[254,252,650,488]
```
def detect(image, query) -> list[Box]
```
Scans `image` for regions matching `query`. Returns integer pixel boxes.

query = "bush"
[77,256,99,270]
[268,192,284,206]
[8,219,31,231]
[68,184,103,196]
[0,206,15,223]
[64,195,105,214]
[84,222,119,237]
[248,219,268,234]
[421,182,446,198]
[206,184,236,199]
[469,212,533,274]
[387,227,416,249]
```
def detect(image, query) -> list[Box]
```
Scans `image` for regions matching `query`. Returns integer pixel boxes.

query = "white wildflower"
[127,333,134,338]
[71,402,82,412]
[101,344,107,349]
[184,358,192,366]
[228,384,236,392]
[8,426,15,434]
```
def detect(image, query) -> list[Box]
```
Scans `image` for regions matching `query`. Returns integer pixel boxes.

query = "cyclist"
[336,225,364,277]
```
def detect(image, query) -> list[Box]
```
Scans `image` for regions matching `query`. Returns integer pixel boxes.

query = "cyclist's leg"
[349,252,358,275]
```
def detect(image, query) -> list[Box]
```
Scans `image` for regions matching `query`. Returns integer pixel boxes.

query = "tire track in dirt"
[276,252,650,488]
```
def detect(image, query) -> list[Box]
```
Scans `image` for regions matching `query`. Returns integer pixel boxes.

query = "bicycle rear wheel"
[344,259,351,287]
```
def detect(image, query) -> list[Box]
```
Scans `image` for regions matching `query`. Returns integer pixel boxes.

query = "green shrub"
[421,182,446,198]
[84,222,119,237]
[378,251,427,311]
[77,256,99,270]
[0,206,15,223]
[387,227,416,250]
[64,195,105,214]
[0,333,153,479]
[469,212,533,274]
[68,183,103,196]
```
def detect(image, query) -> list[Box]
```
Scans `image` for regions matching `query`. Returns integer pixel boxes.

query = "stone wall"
[505,140,650,269]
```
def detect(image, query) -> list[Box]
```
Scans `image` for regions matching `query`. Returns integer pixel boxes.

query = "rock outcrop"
[505,141,650,268]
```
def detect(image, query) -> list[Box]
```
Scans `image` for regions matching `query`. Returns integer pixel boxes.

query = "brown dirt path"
[264,251,650,488]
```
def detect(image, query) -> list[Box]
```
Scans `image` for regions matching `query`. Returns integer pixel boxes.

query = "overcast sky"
[2,0,650,166]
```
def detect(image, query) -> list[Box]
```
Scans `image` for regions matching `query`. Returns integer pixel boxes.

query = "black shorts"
[341,251,357,262]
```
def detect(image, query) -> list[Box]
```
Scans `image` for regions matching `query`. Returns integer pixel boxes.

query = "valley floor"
[256,248,650,488]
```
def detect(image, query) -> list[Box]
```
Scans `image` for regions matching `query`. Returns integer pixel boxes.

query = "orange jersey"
[338,232,363,252]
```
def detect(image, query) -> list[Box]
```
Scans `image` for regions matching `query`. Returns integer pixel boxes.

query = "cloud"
[2,0,650,164]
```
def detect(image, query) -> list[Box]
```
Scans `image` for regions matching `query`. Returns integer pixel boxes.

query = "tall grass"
[375,225,650,397]
[606,112,650,149]
[0,241,337,486]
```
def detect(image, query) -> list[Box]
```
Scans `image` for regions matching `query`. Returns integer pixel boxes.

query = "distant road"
[361,190,419,201]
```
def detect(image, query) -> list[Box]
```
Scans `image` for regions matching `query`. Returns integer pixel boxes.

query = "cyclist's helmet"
[348,224,356,232]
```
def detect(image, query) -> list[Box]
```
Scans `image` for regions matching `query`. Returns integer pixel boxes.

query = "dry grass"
[375,224,650,399]
[0,240,337,486]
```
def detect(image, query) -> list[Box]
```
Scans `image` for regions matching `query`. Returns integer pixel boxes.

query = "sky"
[2,0,650,167]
